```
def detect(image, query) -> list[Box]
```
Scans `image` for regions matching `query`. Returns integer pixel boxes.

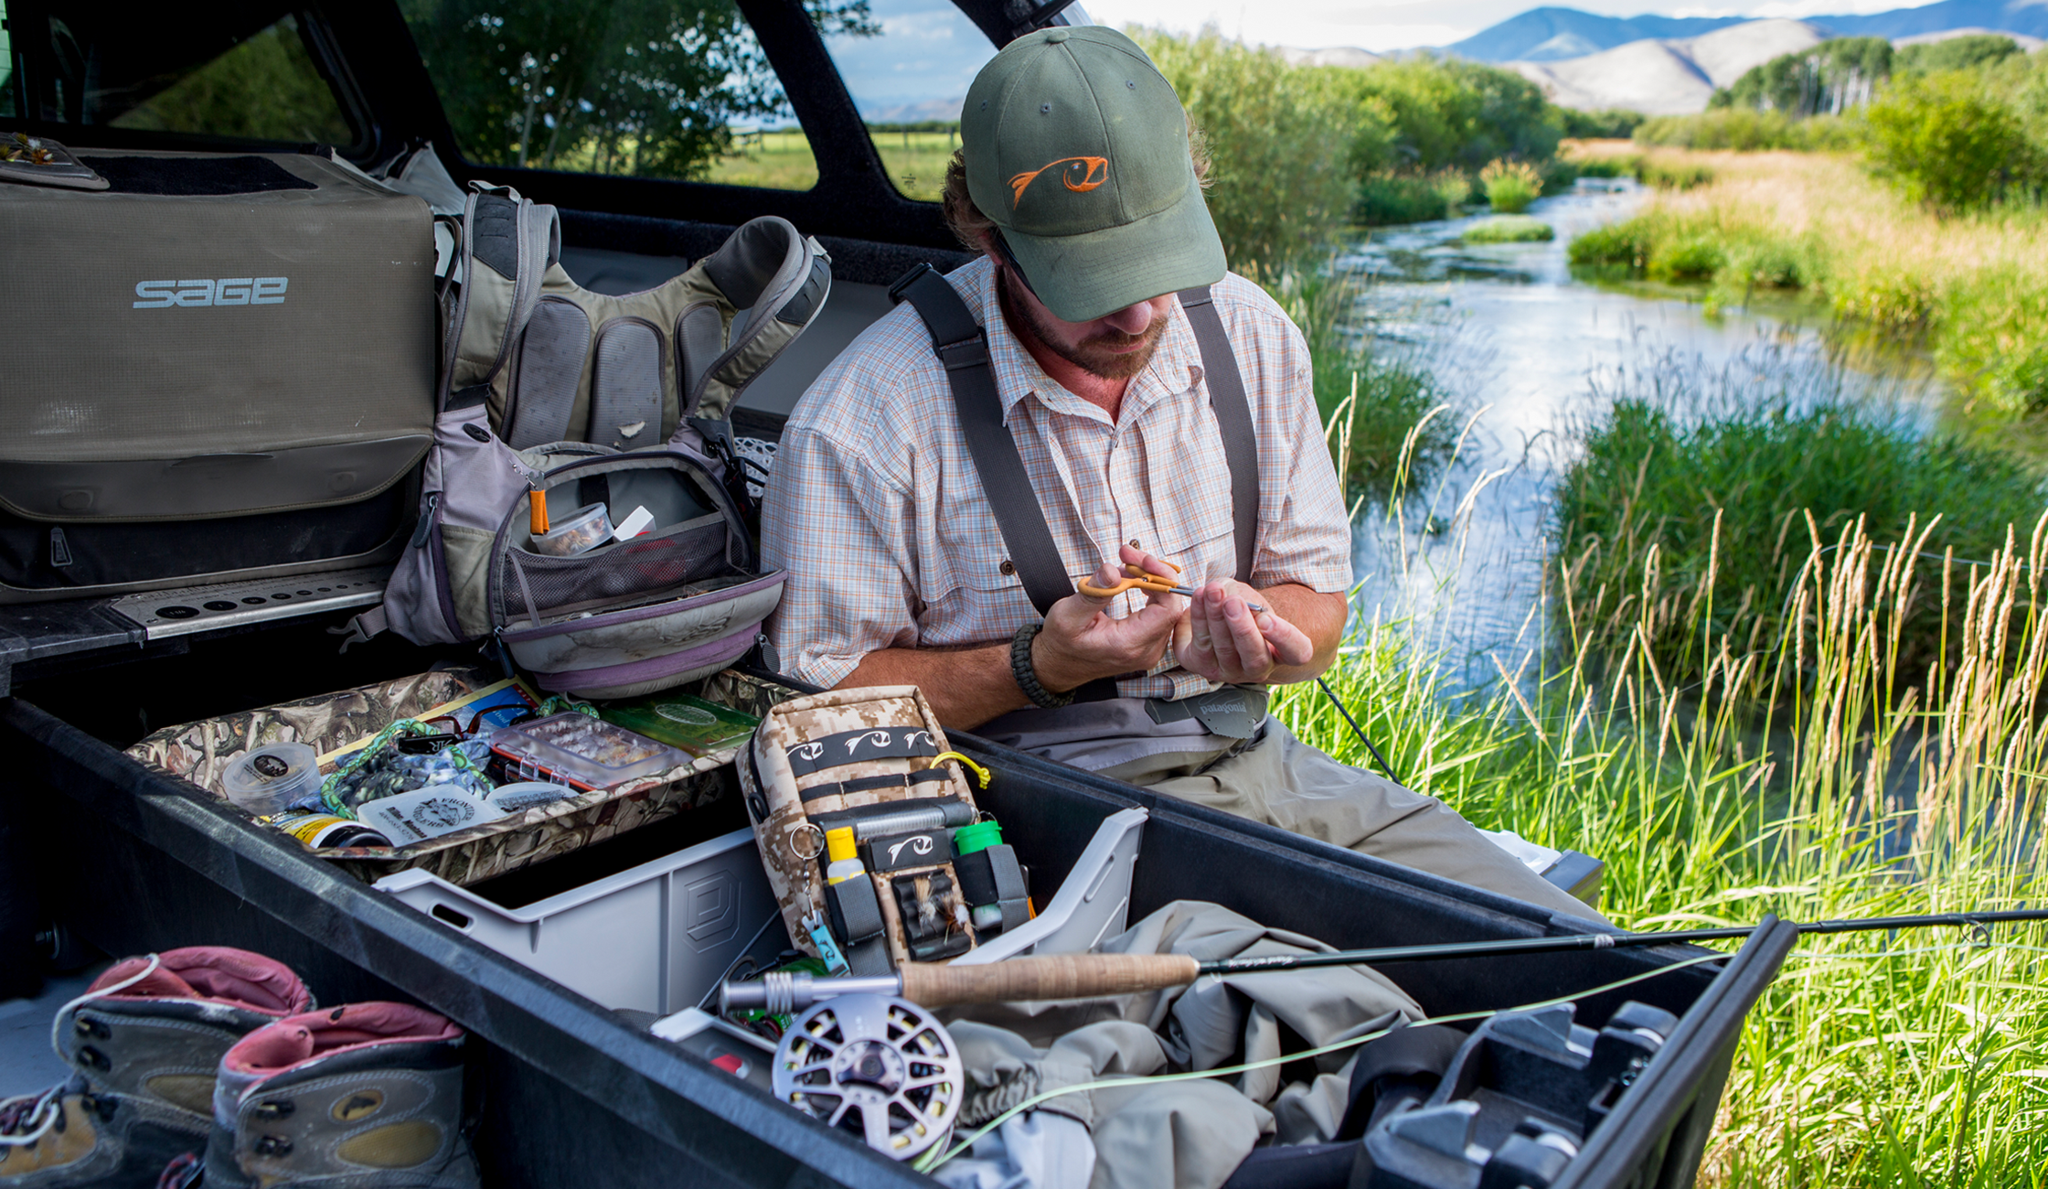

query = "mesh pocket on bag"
[495,515,734,624]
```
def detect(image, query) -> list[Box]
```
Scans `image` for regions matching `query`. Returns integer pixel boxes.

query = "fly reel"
[771,994,963,1161]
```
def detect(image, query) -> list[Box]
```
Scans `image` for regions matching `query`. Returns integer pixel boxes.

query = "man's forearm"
[840,643,1031,731]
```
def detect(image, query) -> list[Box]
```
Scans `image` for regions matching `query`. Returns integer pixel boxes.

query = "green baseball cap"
[962,25,1227,323]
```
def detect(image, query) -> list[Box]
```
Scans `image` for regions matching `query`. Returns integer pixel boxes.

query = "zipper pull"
[409,492,441,549]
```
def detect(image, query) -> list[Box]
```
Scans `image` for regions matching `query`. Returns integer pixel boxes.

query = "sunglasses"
[991,230,1041,301]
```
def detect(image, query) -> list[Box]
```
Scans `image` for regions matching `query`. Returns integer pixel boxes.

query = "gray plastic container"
[373,826,780,1015]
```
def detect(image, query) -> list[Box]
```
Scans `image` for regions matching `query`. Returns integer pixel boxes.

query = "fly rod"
[721,908,2048,1013]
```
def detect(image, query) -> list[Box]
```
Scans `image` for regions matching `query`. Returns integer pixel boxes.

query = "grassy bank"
[1567,149,2048,413]
[701,126,958,200]
[1281,502,2048,1186]
[1552,354,2045,693]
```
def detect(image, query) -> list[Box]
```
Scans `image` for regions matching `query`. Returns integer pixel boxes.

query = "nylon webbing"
[1175,286,1260,585]
[892,264,1075,616]
[890,264,1262,703]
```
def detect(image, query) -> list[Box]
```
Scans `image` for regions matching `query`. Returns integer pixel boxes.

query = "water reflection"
[1337,181,1956,690]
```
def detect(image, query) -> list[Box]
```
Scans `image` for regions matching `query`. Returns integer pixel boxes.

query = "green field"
[702,126,960,202]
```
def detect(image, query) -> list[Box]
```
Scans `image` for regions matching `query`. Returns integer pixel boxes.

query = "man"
[762,25,1596,919]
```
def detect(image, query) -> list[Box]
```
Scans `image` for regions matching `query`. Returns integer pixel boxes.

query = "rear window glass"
[403,0,874,190]
[0,4,16,119]
[822,0,998,200]
[20,7,355,144]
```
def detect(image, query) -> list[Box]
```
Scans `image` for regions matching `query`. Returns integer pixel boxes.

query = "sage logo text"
[133,277,288,309]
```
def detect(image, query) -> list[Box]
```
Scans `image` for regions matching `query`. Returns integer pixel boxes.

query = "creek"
[1334,180,1957,689]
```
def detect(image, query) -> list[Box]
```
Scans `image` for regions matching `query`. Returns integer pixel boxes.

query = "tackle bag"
[738,686,995,973]
[0,147,436,603]
[348,184,828,698]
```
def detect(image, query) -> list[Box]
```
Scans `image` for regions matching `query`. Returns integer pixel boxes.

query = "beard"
[1000,267,1167,382]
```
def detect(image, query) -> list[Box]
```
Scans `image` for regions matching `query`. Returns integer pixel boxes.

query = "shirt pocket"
[1142,431,1239,587]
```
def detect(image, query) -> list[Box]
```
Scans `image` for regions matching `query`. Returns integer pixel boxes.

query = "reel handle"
[898,953,1201,1006]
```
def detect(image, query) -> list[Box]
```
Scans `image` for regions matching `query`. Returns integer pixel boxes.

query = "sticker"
[356,789,506,845]
[655,703,717,726]
[252,754,292,780]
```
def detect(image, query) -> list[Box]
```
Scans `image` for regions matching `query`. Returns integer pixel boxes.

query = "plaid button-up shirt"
[761,257,1351,699]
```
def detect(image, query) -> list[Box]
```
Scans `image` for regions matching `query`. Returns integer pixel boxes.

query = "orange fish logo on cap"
[1009,156,1110,206]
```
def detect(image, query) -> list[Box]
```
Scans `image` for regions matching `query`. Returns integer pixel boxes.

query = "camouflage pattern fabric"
[128,667,740,887]
[739,685,980,965]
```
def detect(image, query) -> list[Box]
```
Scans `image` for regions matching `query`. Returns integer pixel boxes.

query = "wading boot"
[0,948,314,1189]
[194,1002,479,1189]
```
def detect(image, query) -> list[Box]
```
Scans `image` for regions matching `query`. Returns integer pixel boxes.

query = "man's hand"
[1174,578,1317,684]
[1031,544,1183,693]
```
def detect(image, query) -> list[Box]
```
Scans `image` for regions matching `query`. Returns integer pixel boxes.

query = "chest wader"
[887,264,1267,774]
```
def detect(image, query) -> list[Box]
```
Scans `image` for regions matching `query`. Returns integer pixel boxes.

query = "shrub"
[1356,168,1468,224]
[1462,215,1554,243]
[1479,158,1542,212]
[1639,158,1714,189]
[1632,109,1857,151]
[1133,28,1356,271]
[1566,152,1641,179]
[1896,34,2025,76]
[1555,108,1645,139]
[1568,221,1653,269]
[1646,234,1725,281]
[1862,71,2038,216]
[1321,53,1562,175]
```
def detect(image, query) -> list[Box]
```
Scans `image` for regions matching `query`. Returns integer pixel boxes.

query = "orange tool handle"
[528,488,549,536]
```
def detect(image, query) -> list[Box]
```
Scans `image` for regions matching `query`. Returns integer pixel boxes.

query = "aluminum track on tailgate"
[106,567,392,640]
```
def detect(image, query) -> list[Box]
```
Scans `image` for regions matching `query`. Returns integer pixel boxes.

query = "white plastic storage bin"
[374,827,782,1015]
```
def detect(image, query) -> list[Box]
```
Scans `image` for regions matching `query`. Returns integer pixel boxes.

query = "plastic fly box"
[490,713,688,791]
[373,821,784,1016]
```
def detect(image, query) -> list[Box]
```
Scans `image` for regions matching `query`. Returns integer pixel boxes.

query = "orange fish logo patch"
[1009,156,1109,206]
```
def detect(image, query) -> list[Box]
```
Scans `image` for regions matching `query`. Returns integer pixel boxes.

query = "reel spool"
[771,994,963,1161]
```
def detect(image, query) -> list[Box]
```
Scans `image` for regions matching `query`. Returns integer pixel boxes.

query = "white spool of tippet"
[221,743,322,817]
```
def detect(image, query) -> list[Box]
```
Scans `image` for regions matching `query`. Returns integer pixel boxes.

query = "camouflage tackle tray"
[125,667,782,885]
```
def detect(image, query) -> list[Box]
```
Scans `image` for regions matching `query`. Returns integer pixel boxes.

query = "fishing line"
[915,950,1729,1173]
[914,920,2048,1174]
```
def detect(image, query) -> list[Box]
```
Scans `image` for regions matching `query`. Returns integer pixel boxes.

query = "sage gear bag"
[0,149,437,603]
[350,183,829,698]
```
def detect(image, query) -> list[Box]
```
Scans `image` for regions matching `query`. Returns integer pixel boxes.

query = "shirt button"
[999,560,1016,576]
[1128,539,1141,549]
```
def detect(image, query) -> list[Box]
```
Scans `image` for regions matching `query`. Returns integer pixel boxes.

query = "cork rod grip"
[897,954,1202,1006]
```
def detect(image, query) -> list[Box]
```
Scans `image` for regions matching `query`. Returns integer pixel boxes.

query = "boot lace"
[0,954,163,1149]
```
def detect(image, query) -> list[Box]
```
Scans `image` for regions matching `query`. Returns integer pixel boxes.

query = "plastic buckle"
[887,261,938,304]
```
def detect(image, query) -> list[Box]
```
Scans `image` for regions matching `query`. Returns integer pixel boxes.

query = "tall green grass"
[1551,351,2045,694]
[1280,485,2048,1185]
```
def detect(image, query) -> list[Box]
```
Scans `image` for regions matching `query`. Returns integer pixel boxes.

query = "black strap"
[890,264,1261,702]
[1175,286,1260,585]
[798,767,953,804]
[783,724,939,778]
[892,264,1075,616]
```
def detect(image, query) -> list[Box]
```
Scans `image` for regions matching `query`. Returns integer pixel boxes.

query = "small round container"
[486,781,579,812]
[269,811,392,850]
[532,503,612,557]
[952,819,1004,856]
[222,742,322,816]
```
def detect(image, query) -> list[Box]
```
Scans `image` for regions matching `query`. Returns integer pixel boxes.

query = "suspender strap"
[892,263,1075,617]
[888,264,1262,705]
[1175,286,1259,584]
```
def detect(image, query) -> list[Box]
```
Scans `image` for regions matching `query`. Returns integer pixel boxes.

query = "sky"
[1077,0,1944,50]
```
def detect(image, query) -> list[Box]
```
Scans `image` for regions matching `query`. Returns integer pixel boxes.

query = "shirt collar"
[960,257,1205,423]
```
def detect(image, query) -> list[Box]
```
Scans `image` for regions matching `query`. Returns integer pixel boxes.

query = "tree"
[1862,70,2038,216]
[1713,37,1891,117]
[401,0,875,180]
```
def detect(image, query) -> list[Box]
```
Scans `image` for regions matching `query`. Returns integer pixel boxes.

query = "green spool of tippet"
[953,819,1003,856]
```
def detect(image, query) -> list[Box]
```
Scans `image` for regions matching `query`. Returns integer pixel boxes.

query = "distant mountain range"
[1450,0,2048,62]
